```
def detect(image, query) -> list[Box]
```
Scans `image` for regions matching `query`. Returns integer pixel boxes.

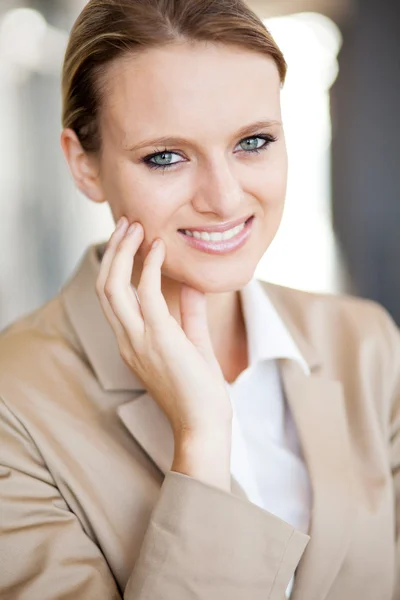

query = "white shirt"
[225,278,312,598]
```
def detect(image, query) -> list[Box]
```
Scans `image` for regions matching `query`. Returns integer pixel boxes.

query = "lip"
[179,214,254,234]
[178,215,255,255]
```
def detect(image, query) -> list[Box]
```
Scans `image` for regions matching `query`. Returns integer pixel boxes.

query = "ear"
[61,128,106,204]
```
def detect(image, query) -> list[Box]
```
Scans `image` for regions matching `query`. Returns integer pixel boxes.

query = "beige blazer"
[0,242,399,600]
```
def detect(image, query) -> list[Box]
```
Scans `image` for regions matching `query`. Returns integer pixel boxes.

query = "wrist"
[172,425,232,492]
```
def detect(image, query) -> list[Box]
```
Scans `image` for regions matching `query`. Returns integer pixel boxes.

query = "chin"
[178,266,257,294]
[161,240,267,293]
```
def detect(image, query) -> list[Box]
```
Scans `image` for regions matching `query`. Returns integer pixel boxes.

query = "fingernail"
[128,223,137,235]
[152,239,159,249]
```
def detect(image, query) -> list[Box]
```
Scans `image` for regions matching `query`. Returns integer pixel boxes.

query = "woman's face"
[96,41,287,293]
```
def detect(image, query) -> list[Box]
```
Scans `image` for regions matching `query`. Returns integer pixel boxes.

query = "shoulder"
[0,293,83,368]
[263,281,400,430]
[0,293,88,411]
[263,280,399,354]
[1,292,77,344]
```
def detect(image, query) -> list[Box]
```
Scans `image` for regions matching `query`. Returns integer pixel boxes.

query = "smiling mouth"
[177,215,255,255]
[178,215,254,239]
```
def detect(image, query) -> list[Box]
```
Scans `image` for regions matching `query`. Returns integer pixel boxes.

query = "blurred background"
[0,0,399,330]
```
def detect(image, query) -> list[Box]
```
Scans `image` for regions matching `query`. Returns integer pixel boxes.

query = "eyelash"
[141,133,278,171]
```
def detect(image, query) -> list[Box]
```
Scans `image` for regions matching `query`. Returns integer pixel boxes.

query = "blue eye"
[146,151,182,168]
[142,133,277,171]
[238,136,271,152]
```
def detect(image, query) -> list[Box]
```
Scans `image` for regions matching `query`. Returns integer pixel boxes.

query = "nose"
[191,155,243,219]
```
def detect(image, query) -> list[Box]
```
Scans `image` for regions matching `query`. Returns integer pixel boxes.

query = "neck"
[160,274,248,383]
[131,264,247,380]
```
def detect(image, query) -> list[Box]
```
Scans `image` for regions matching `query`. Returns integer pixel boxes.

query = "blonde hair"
[62,0,287,153]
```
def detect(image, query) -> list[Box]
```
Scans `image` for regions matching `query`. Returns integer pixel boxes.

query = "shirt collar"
[240,278,310,375]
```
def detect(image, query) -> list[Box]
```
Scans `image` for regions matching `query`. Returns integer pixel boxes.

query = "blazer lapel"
[281,359,357,600]
[117,392,250,500]
[117,392,174,474]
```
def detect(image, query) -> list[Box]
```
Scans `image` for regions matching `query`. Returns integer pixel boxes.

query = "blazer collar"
[61,242,146,392]
[61,242,320,393]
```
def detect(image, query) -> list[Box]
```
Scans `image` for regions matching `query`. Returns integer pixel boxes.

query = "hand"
[96,218,233,486]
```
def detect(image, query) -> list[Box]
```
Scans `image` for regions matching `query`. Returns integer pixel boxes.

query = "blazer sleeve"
[0,396,309,600]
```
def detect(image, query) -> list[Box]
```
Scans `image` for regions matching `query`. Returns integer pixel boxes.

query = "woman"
[0,0,399,598]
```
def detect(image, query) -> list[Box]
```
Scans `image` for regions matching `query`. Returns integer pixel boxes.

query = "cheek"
[106,162,192,263]
[247,143,288,208]
[268,147,288,197]
[104,159,182,224]
[252,163,287,209]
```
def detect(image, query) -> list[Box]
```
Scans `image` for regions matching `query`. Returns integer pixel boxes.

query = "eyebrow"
[125,119,282,152]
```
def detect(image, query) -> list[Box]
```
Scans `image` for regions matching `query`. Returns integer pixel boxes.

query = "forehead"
[102,42,282,144]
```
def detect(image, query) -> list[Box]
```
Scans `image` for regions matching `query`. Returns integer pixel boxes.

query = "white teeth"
[184,222,245,242]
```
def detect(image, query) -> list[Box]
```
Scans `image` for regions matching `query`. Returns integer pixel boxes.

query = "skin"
[61,41,288,489]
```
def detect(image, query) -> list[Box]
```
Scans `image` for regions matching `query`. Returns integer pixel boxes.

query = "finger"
[136,238,170,330]
[180,284,216,360]
[96,218,131,341]
[104,222,146,338]
[97,218,129,294]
